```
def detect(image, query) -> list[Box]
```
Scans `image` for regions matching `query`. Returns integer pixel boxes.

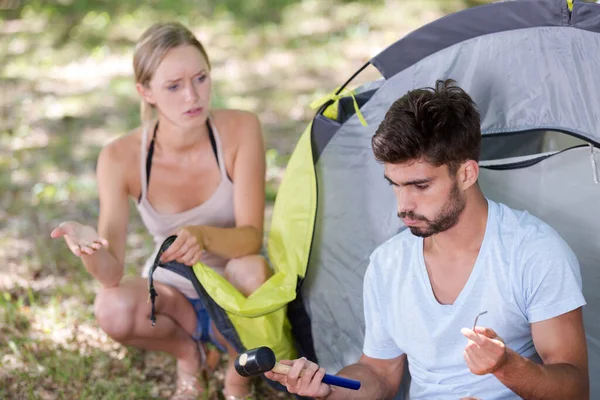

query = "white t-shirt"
[363,199,586,400]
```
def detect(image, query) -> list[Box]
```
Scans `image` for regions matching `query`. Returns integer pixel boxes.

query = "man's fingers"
[298,360,319,391]
[462,327,499,348]
[463,348,477,371]
[288,357,307,381]
[265,370,286,384]
[475,326,499,340]
[307,367,326,394]
[278,360,294,366]
[469,330,502,350]
[461,328,483,345]
[306,361,319,372]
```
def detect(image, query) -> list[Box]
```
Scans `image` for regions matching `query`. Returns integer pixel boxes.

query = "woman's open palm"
[51,221,109,257]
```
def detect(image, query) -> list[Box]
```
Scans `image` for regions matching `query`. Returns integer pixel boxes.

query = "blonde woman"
[51,22,270,399]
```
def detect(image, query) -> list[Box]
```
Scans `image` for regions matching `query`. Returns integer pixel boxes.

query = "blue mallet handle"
[272,362,361,391]
[322,373,361,390]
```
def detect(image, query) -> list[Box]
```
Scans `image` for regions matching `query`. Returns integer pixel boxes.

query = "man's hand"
[160,226,205,265]
[264,358,332,399]
[461,326,508,375]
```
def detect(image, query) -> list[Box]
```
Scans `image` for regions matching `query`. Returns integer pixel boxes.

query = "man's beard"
[398,182,466,238]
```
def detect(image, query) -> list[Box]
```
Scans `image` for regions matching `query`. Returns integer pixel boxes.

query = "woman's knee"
[224,255,271,296]
[94,284,138,342]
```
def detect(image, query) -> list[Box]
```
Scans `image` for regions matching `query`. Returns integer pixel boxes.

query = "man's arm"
[494,307,588,399]
[462,226,589,399]
[266,242,407,398]
[331,354,407,399]
[264,353,406,400]
[462,308,588,400]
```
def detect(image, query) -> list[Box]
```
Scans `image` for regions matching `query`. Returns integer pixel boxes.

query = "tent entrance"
[481,129,593,166]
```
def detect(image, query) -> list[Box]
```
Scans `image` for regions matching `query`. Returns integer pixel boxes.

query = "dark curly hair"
[372,79,481,174]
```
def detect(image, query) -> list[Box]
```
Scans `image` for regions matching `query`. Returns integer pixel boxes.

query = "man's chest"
[423,250,480,306]
[383,274,533,372]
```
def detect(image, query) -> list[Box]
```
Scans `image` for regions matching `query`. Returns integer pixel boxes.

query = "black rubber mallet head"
[234,346,277,377]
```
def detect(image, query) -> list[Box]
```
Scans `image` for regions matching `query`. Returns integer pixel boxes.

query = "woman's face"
[141,44,212,130]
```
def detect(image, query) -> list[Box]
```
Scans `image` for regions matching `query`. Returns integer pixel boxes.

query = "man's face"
[384,159,466,238]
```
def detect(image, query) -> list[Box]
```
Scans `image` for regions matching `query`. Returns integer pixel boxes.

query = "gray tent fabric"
[300,0,600,398]
[371,0,568,80]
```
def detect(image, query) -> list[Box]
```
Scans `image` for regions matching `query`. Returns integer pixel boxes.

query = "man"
[266,79,589,399]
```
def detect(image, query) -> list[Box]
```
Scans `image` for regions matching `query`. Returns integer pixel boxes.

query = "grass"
[0,0,485,398]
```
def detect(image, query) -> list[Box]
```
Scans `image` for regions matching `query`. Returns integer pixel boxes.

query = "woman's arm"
[161,111,266,263]
[51,140,131,288]
[84,142,130,287]
[202,110,266,256]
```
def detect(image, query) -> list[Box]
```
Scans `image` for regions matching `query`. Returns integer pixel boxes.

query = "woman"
[51,22,271,399]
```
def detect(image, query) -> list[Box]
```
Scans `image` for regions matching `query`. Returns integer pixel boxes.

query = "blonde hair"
[133,22,210,127]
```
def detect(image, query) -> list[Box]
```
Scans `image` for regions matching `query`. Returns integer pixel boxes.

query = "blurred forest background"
[1,0,493,398]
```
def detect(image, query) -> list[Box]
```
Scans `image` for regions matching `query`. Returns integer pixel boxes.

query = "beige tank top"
[138,116,235,298]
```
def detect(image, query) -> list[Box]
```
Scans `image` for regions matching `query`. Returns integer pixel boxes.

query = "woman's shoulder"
[97,126,144,172]
[212,108,259,125]
[211,109,262,144]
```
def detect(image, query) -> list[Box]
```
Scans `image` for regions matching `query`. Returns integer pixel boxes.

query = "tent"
[149,0,600,397]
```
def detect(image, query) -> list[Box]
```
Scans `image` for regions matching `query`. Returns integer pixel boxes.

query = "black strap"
[144,121,219,186]
[207,121,218,163]
[147,235,178,327]
[146,122,159,186]
[137,123,159,203]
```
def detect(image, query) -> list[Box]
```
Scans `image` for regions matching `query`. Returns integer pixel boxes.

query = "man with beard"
[266,79,589,400]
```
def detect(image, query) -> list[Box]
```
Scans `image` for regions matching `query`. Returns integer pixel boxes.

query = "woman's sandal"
[221,387,254,400]
[170,370,205,400]
[170,342,221,400]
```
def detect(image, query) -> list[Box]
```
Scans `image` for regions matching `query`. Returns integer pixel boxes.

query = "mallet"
[234,346,361,390]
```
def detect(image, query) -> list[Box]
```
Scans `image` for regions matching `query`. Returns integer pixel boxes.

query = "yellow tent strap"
[567,0,573,12]
[309,87,368,127]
